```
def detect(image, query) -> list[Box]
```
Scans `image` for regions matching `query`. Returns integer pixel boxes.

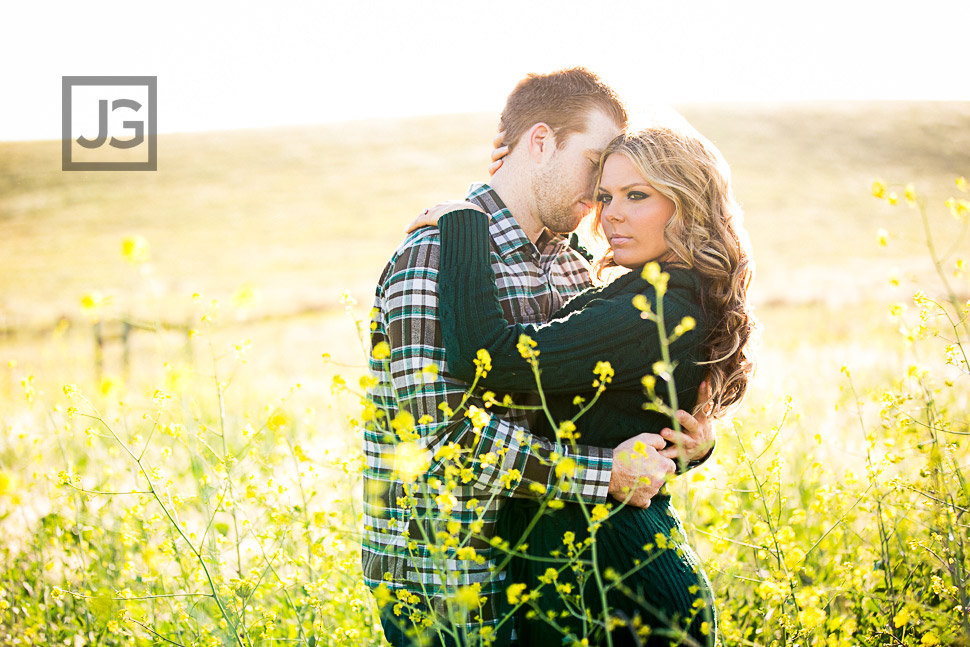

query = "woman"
[420,124,754,646]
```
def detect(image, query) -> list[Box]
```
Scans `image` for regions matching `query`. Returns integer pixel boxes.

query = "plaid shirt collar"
[466,183,569,260]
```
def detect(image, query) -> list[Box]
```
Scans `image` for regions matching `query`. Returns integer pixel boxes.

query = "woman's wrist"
[439,209,491,269]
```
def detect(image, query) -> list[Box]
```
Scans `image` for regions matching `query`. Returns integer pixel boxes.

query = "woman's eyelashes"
[596,190,648,205]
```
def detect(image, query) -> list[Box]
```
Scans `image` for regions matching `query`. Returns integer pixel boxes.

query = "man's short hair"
[499,67,627,150]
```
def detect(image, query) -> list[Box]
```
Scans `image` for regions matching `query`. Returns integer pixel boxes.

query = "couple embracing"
[363,68,755,647]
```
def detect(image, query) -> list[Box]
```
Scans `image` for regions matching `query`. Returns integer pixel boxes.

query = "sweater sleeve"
[438,210,701,395]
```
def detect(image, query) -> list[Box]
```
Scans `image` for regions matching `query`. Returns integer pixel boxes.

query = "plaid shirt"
[362,184,614,640]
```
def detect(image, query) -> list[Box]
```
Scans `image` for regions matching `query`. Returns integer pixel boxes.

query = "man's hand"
[659,381,716,466]
[608,433,676,508]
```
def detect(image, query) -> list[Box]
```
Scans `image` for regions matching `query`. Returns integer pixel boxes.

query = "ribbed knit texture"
[438,209,716,646]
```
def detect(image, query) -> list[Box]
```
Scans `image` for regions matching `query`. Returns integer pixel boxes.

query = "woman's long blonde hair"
[592,125,756,417]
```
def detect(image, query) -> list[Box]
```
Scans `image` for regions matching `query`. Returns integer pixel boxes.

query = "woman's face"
[597,153,676,269]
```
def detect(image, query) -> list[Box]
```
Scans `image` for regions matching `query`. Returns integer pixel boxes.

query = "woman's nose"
[602,202,622,222]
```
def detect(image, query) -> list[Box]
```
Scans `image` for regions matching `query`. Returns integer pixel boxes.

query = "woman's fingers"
[428,200,486,218]
[658,429,696,456]
[490,145,510,163]
[407,200,487,232]
[488,131,510,176]
[405,209,434,233]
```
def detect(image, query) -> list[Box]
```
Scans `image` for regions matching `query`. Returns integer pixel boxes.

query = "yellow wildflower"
[538,568,559,584]
[500,469,522,490]
[877,228,888,247]
[641,375,656,393]
[392,442,430,483]
[435,492,457,514]
[466,405,491,430]
[592,361,614,388]
[372,341,391,360]
[871,179,886,198]
[673,316,695,337]
[904,183,916,204]
[121,235,149,263]
[555,457,577,480]
[516,334,539,360]
[641,263,669,295]
[434,442,461,463]
[231,284,257,309]
[892,608,911,628]
[474,349,492,377]
[506,583,528,605]
[453,583,482,609]
[391,411,417,441]
[80,292,106,321]
[420,362,439,383]
[591,503,610,523]
[267,411,288,432]
[557,420,579,441]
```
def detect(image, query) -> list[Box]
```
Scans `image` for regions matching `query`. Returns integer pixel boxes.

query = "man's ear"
[524,122,557,165]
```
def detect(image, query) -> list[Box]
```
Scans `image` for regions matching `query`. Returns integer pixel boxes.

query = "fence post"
[121,320,131,383]
[184,321,193,364]
[93,320,104,382]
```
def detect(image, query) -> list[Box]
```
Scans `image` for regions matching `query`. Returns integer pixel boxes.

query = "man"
[363,68,714,646]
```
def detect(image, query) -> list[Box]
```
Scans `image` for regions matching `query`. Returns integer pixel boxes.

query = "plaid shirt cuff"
[556,444,613,504]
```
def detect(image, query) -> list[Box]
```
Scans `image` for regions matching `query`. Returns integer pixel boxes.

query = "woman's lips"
[610,236,632,246]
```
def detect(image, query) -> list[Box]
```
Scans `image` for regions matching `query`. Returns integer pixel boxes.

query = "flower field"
[0,104,968,645]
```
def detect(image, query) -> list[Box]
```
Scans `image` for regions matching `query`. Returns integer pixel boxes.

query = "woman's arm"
[438,210,703,394]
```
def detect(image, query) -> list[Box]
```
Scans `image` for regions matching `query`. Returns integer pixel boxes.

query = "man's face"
[532,109,622,234]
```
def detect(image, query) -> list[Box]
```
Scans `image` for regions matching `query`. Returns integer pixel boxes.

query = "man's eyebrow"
[585,149,604,159]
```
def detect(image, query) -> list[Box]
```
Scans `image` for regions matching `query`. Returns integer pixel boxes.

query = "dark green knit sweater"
[438,209,708,449]
[437,210,718,646]
[438,211,716,647]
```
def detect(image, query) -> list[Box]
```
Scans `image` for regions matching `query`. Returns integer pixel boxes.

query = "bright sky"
[2,0,967,142]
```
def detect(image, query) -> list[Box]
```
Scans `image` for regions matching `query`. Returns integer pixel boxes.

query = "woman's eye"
[628,191,647,200]
[596,194,611,204]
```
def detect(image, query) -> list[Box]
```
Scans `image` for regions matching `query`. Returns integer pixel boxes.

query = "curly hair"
[592,125,757,418]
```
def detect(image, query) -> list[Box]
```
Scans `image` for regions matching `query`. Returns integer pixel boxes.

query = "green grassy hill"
[1,102,968,332]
